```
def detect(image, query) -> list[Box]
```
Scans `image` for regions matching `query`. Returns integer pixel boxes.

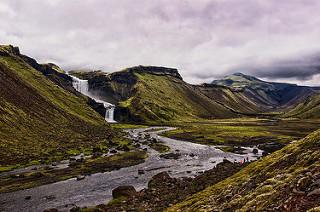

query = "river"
[0,127,262,212]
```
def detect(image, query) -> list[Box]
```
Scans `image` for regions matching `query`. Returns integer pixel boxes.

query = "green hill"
[0,45,117,168]
[169,128,320,211]
[283,93,320,119]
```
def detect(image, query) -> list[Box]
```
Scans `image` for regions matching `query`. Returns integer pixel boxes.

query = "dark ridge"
[125,65,183,80]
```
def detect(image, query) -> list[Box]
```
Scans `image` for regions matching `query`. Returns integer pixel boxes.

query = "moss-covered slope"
[169,129,320,211]
[0,45,117,167]
[283,93,320,119]
[84,66,247,123]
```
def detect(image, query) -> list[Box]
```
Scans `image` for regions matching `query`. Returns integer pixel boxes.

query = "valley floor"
[1,118,320,211]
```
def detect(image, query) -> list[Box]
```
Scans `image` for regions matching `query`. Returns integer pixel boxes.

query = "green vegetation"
[110,123,149,129]
[0,150,147,193]
[0,45,120,167]
[284,93,320,119]
[118,71,237,124]
[162,119,320,146]
[149,143,170,153]
[169,128,320,211]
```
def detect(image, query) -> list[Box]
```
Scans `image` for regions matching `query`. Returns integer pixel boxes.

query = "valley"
[1,45,320,211]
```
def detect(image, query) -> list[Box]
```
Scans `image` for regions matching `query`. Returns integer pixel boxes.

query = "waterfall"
[70,75,116,123]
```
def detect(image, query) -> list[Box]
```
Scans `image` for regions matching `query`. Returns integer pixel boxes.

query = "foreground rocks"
[89,160,245,212]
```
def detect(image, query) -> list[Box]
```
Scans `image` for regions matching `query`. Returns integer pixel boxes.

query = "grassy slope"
[119,72,239,123]
[0,46,117,167]
[169,129,320,211]
[162,119,320,146]
[284,94,320,119]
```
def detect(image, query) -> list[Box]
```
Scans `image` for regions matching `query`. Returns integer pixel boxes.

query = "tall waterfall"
[71,75,116,123]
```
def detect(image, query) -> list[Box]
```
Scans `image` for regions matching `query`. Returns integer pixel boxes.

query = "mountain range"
[71,66,320,123]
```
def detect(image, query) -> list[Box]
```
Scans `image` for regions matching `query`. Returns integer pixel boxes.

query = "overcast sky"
[1,0,320,85]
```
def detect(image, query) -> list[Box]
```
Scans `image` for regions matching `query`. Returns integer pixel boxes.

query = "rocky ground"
[77,160,246,212]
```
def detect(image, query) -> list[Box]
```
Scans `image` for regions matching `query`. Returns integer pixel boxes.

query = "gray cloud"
[1,0,320,85]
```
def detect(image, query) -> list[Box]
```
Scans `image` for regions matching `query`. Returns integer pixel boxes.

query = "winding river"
[0,127,262,212]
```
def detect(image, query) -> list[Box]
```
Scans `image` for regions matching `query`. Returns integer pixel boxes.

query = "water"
[0,127,263,212]
[70,75,116,123]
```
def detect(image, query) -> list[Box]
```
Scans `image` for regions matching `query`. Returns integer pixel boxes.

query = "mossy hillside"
[118,72,238,123]
[0,48,120,167]
[284,93,320,119]
[169,129,320,211]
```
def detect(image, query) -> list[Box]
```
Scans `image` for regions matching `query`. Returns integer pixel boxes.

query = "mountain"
[212,73,318,110]
[283,93,320,119]
[84,66,241,123]
[71,68,319,123]
[0,45,117,168]
[169,128,320,211]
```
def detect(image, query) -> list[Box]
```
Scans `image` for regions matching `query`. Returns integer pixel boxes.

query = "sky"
[1,0,320,85]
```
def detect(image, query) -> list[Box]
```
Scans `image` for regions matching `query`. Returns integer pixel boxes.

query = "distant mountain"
[212,73,318,110]
[0,45,117,167]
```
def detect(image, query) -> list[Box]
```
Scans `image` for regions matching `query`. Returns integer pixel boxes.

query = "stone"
[76,175,85,181]
[25,195,31,200]
[138,170,145,175]
[112,186,137,198]
[252,148,259,154]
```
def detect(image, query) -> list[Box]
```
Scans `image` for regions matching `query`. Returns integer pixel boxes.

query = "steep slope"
[284,93,320,119]
[78,66,255,123]
[0,45,117,167]
[169,129,320,211]
[212,73,318,110]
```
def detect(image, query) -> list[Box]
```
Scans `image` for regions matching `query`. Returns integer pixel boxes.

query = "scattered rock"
[189,153,196,157]
[110,149,117,154]
[45,195,56,200]
[138,170,145,175]
[112,186,137,198]
[307,188,320,197]
[160,153,181,160]
[25,195,31,200]
[252,148,259,154]
[76,175,85,181]
[51,162,58,166]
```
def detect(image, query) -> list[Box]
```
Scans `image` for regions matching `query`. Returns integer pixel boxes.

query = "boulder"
[112,186,137,198]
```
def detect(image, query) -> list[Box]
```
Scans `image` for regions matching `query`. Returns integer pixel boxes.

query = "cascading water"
[70,75,116,123]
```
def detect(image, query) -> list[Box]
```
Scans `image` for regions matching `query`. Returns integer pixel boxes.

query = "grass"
[169,128,320,211]
[149,143,170,153]
[0,47,121,167]
[162,119,320,146]
[110,123,149,129]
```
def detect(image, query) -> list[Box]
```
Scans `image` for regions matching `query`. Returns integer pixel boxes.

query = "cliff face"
[0,45,117,166]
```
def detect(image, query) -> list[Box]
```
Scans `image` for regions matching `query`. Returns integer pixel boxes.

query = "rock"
[25,195,31,200]
[43,209,58,212]
[45,195,56,200]
[76,175,85,181]
[160,153,181,160]
[112,186,137,198]
[307,188,320,197]
[70,206,81,212]
[297,176,312,191]
[252,148,259,154]
[189,153,196,157]
[110,149,117,154]
[51,162,58,166]
[187,171,192,173]
[138,170,145,175]
[148,172,172,188]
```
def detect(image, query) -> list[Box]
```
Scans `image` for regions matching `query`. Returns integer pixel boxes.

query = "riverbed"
[0,127,262,212]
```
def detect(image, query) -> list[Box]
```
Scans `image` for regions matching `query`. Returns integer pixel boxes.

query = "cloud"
[1,0,320,85]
